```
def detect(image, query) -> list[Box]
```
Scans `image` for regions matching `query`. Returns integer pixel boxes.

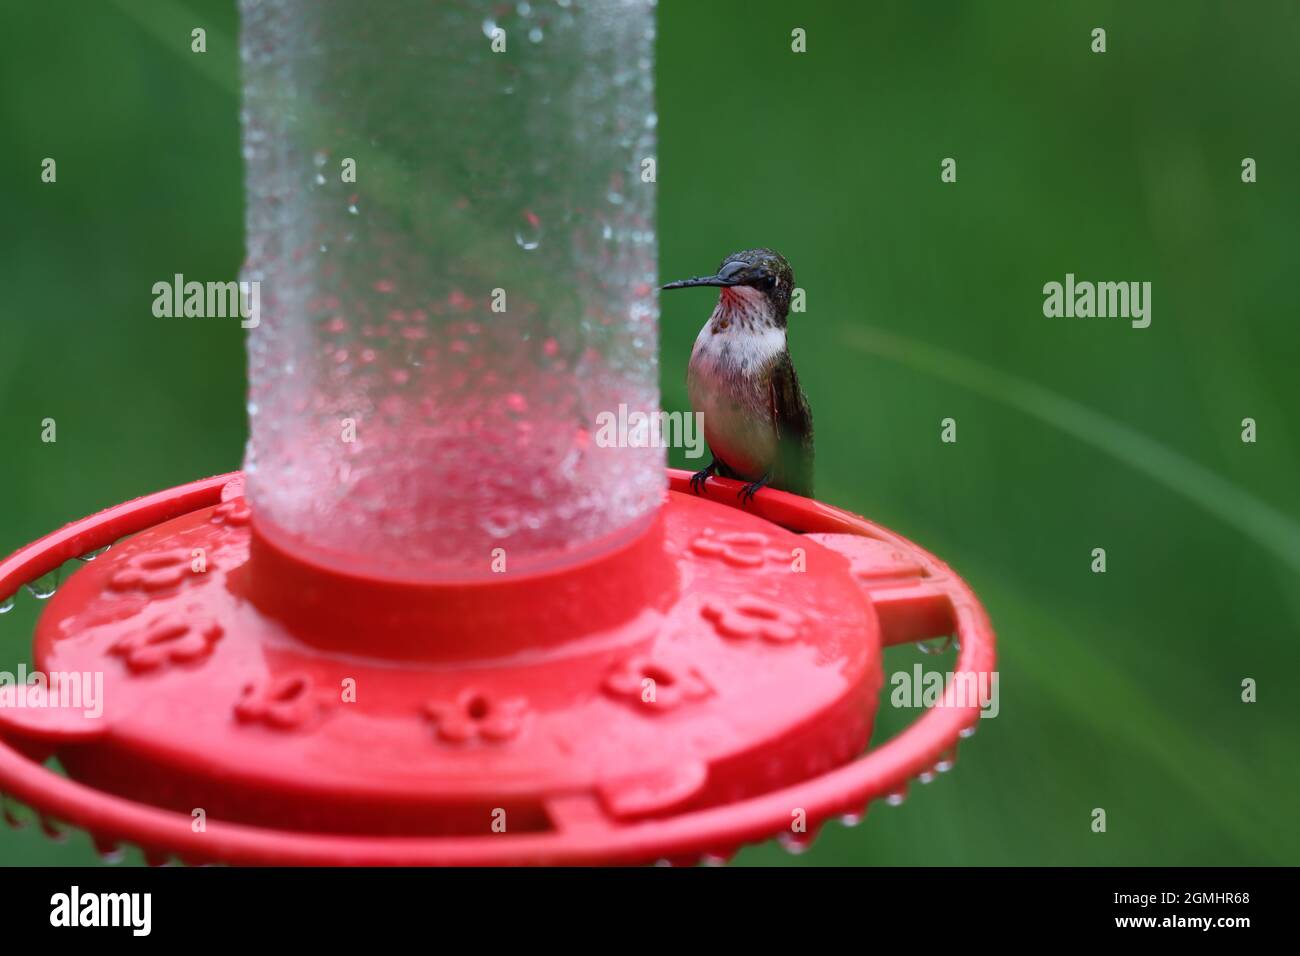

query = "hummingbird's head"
[662,248,795,326]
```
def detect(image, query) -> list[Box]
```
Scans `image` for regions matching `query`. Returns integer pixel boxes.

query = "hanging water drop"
[40,816,69,843]
[778,831,815,855]
[916,635,953,655]
[96,841,126,864]
[0,595,14,614]
[25,571,59,600]
[2,796,31,829]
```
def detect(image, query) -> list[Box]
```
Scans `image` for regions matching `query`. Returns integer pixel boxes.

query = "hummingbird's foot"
[738,474,771,506]
[689,462,717,496]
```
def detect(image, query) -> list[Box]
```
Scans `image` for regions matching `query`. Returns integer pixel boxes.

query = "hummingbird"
[662,248,814,503]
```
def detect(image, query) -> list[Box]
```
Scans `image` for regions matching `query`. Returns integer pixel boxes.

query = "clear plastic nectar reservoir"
[239,0,661,578]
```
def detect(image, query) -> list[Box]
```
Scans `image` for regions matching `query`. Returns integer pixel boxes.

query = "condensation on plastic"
[239,0,661,579]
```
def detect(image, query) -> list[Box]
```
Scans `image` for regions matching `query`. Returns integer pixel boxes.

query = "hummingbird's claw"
[738,475,771,506]
[689,463,716,496]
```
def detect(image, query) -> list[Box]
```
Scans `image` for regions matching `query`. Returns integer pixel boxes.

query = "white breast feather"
[689,287,786,375]
[685,288,786,480]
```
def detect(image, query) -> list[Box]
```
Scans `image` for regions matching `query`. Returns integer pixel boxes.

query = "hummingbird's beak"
[661,273,739,291]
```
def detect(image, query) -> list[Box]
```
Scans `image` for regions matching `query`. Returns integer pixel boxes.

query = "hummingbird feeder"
[0,0,994,865]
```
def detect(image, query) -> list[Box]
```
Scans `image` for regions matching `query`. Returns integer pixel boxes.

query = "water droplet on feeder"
[0,596,14,614]
[25,572,59,600]
[95,839,126,864]
[918,770,936,784]
[2,796,31,828]
[886,790,907,807]
[839,810,866,827]
[40,816,68,842]
[916,635,953,655]
[959,724,977,739]
[76,545,111,563]
[482,509,520,539]
[778,831,816,855]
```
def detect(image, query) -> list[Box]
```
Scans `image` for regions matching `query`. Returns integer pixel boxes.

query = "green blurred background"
[2,0,1297,865]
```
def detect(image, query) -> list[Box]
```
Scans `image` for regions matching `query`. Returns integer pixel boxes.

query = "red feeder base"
[0,470,994,865]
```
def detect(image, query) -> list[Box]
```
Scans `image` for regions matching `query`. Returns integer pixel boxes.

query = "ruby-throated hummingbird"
[662,248,814,502]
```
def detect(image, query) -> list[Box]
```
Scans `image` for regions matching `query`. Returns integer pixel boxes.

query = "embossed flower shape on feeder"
[424,690,528,744]
[235,673,323,730]
[603,656,710,712]
[690,530,788,568]
[107,548,202,594]
[702,596,803,643]
[210,498,252,528]
[111,613,223,673]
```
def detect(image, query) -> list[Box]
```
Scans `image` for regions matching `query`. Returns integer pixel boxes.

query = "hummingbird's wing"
[768,352,815,497]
